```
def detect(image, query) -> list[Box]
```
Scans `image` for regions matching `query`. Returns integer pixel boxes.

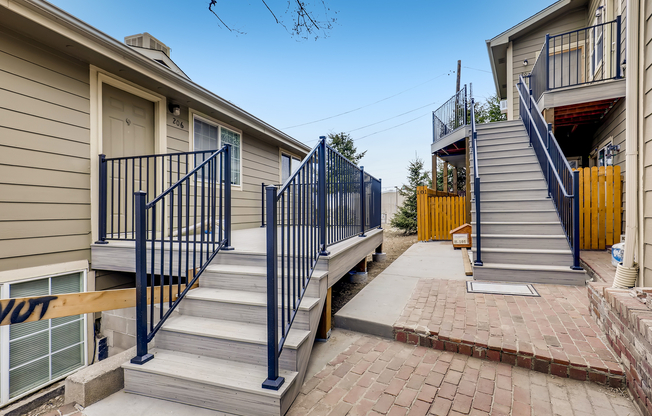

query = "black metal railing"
[96,150,219,243]
[432,85,468,143]
[517,75,580,270]
[530,16,622,102]
[262,137,381,390]
[470,97,482,267]
[130,145,233,364]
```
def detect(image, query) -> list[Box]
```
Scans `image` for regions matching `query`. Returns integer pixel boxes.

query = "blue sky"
[51,0,554,189]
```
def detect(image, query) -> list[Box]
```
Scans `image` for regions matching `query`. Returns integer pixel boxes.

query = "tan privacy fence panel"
[576,166,622,250]
[416,186,466,241]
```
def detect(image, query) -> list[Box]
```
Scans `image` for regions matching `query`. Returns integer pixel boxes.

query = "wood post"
[443,161,448,193]
[316,287,332,341]
[354,257,367,273]
[432,154,438,189]
[452,167,458,195]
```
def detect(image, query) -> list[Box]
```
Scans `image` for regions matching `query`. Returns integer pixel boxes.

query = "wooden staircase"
[470,120,587,285]
[122,250,328,416]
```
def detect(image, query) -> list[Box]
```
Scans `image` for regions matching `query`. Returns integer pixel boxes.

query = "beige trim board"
[0,260,89,284]
[89,66,168,243]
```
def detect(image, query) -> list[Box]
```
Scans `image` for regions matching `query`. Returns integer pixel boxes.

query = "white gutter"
[614,0,640,287]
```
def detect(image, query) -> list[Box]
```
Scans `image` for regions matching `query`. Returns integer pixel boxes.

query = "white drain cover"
[466,281,539,297]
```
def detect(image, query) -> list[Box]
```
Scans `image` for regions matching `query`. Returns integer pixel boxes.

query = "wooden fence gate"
[416,186,466,241]
[576,166,622,250]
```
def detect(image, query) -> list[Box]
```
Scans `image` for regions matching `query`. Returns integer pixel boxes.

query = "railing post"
[223,144,234,250]
[545,34,550,92]
[378,178,383,230]
[262,185,284,390]
[359,166,366,237]
[571,170,582,270]
[474,176,483,266]
[318,137,330,255]
[615,15,622,79]
[261,182,266,227]
[546,124,552,198]
[464,85,468,126]
[131,191,153,365]
[96,154,108,244]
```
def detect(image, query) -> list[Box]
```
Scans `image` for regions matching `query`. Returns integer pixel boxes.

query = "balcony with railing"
[431,85,469,152]
[529,16,623,107]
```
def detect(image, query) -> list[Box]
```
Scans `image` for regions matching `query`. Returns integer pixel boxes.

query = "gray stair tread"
[479,169,541,174]
[480,188,547,192]
[187,287,320,311]
[472,247,571,254]
[474,198,553,202]
[162,315,311,349]
[474,263,585,273]
[471,221,562,225]
[480,161,538,167]
[472,234,567,238]
[477,178,545,184]
[471,209,556,213]
[123,348,297,397]
[475,154,534,160]
[478,145,531,152]
[206,264,328,280]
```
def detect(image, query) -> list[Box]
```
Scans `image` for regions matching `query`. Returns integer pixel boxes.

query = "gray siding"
[643,0,652,284]
[510,8,588,118]
[0,26,91,272]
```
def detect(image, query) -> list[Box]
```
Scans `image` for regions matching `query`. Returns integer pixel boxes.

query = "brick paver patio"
[289,335,637,416]
[392,280,624,386]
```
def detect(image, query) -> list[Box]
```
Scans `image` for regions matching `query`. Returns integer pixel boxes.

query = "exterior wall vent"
[124,33,171,56]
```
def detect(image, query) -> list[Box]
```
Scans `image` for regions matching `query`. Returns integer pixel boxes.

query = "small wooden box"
[450,224,472,249]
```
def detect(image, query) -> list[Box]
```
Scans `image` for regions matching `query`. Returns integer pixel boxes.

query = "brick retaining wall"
[589,282,652,415]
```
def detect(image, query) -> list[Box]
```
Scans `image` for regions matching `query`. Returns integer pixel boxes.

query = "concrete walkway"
[334,242,467,338]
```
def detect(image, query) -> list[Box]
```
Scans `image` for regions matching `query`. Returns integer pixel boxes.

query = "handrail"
[130,145,232,364]
[97,150,217,243]
[432,85,468,143]
[262,137,382,390]
[470,96,483,266]
[529,17,622,102]
[517,75,581,270]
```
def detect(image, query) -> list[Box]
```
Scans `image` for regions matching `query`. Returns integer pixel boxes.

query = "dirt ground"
[331,228,418,319]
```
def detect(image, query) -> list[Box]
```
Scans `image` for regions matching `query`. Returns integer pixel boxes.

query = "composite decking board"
[185,287,319,311]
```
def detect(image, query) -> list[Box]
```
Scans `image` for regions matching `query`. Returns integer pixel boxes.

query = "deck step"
[202,264,326,298]
[471,247,573,266]
[181,287,319,330]
[158,315,310,371]
[475,198,555,210]
[478,188,549,200]
[471,221,565,235]
[471,209,559,222]
[480,161,542,174]
[477,137,529,147]
[472,234,569,250]
[471,178,547,191]
[473,263,586,285]
[123,349,298,416]
[472,169,544,180]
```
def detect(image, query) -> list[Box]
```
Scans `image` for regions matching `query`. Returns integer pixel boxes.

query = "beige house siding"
[642,0,652,283]
[0,26,91,273]
[510,8,589,119]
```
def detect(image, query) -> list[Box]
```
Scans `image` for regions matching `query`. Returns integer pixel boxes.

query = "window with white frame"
[193,116,241,186]
[591,6,604,75]
[281,153,300,183]
[1,271,86,405]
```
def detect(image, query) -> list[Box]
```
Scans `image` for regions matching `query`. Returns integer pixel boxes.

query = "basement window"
[0,271,87,405]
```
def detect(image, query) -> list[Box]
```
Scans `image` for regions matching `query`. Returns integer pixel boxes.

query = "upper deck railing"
[432,85,468,143]
[530,16,622,102]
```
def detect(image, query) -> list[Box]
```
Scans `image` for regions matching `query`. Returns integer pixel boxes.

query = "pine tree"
[391,157,431,234]
[327,132,366,165]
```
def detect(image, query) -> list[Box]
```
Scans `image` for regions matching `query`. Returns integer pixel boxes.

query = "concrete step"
[472,263,586,285]
[201,264,326,298]
[157,315,311,372]
[123,349,298,416]
[472,234,569,250]
[471,178,547,191]
[471,221,565,235]
[471,209,560,222]
[180,287,319,330]
[478,188,549,200]
[471,247,573,267]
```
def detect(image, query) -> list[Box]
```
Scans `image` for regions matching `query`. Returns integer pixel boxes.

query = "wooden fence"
[576,166,622,250]
[416,186,466,241]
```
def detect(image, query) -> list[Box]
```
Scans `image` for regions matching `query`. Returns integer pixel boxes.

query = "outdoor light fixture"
[169,103,181,116]
[523,59,528,66]
[596,6,603,17]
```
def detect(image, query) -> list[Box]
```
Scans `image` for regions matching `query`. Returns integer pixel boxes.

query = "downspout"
[614,0,640,287]
[638,0,647,286]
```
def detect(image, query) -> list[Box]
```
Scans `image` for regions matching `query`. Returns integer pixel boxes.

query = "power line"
[355,113,430,141]
[463,66,492,74]
[347,100,439,133]
[282,71,451,129]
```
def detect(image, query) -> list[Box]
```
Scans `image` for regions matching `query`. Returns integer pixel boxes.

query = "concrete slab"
[333,241,467,338]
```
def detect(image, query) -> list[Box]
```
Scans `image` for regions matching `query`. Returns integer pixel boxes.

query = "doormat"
[466,281,540,297]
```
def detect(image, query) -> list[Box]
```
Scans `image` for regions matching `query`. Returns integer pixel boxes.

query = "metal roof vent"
[124,33,171,57]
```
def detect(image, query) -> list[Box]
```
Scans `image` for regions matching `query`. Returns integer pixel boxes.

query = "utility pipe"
[614,0,640,288]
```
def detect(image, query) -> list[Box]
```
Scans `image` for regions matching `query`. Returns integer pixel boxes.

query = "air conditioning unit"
[500,100,508,114]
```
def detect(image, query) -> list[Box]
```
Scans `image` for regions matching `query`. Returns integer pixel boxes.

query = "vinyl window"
[193,116,241,186]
